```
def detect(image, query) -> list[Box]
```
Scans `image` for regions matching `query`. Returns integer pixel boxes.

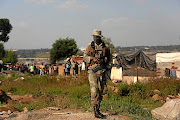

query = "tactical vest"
[87,41,110,69]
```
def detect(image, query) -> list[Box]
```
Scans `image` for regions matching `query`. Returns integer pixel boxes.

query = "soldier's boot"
[93,105,105,118]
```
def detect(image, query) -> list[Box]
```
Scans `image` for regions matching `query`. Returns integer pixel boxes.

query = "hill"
[115,44,180,53]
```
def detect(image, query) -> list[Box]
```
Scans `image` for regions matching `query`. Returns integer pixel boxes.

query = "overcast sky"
[1,0,180,49]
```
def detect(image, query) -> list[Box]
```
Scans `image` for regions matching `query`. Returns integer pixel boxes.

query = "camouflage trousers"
[88,69,106,106]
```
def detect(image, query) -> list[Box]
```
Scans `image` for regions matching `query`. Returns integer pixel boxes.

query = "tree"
[0,18,13,42]
[0,43,5,60]
[102,37,115,53]
[50,38,78,64]
[3,50,18,65]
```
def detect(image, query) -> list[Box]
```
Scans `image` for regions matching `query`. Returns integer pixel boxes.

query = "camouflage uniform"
[84,41,112,106]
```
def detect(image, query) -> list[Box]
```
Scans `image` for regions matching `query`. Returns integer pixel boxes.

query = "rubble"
[0,89,12,104]
[152,94,162,101]
[152,98,180,120]
[23,107,28,113]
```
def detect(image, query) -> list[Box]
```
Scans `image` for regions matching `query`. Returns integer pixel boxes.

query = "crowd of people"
[64,59,86,77]
[0,59,87,77]
[2,63,58,75]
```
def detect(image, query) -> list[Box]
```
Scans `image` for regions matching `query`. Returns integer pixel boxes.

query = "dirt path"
[2,109,131,120]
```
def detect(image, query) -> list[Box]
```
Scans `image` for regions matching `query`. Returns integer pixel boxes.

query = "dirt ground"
[2,108,131,120]
[0,91,131,120]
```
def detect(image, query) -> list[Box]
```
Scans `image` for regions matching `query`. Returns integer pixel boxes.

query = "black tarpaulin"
[115,50,156,71]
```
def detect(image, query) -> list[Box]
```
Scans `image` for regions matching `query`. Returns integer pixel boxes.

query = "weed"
[1,73,180,119]
[13,104,24,111]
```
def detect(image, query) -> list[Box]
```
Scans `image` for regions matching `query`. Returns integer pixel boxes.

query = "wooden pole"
[135,56,138,82]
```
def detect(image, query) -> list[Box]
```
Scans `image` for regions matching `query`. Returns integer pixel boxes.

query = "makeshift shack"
[156,52,180,78]
[57,61,66,76]
[114,50,156,84]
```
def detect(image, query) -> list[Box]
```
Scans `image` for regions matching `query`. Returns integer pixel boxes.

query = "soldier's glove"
[102,69,106,73]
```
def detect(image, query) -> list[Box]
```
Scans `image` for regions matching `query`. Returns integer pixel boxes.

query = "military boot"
[93,105,105,118]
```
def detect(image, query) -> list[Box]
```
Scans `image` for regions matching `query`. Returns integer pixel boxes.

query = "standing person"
[34,64,37,75]
[10,64,13,70]
[65,60,71,76]
[75,61,79,77]
[53,64,57,74]
[29,64,34,75]
[27,64,30,73]
[21,64,25,73]
[18,64,21,72]
[83,29,112,118]
[81,60,86,75]
[7,64,9,70]
[49,64,52,74]
[72,61,76,75]
[40,63,44,76]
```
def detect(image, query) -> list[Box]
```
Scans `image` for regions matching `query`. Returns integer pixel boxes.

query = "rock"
[23,107,28,112]
[19,98,35,104]
[152,98,180,120]
[7,110,11,115]
[2,111,7,114]
[6,74,11,78]
[0,89,12,104]
[47,107,61,111]
[8,94,36,104]
[4,112,50,120]
[103,94,108,99]
[152,94,162,101]
[153,89,160,94]
[177,94,180,98]
[107,85,118,93]
[6,92,11,95]
[168,95,176,99]
[13,78,21,82]
[166,97,172,102]
[0,105,20,112]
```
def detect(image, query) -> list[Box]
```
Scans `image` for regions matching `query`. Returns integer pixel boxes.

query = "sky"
[0,0,180,49]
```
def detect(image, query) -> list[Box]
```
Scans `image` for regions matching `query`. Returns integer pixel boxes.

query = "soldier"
[84,29,112,118]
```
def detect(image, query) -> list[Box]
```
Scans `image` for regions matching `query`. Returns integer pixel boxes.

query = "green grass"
[1,73,180,119]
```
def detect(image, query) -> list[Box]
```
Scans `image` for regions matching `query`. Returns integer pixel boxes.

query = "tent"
[115,50,156,71]
[156,52,180,63]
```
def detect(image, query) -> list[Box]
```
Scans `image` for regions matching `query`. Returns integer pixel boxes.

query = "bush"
[101,95,153,119]
[117,83,130,96]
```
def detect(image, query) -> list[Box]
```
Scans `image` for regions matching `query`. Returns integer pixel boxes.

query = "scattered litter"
[47,107,61,111]
[23,107,28,112]
[52,112,72,115]
[8,110,12,115]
